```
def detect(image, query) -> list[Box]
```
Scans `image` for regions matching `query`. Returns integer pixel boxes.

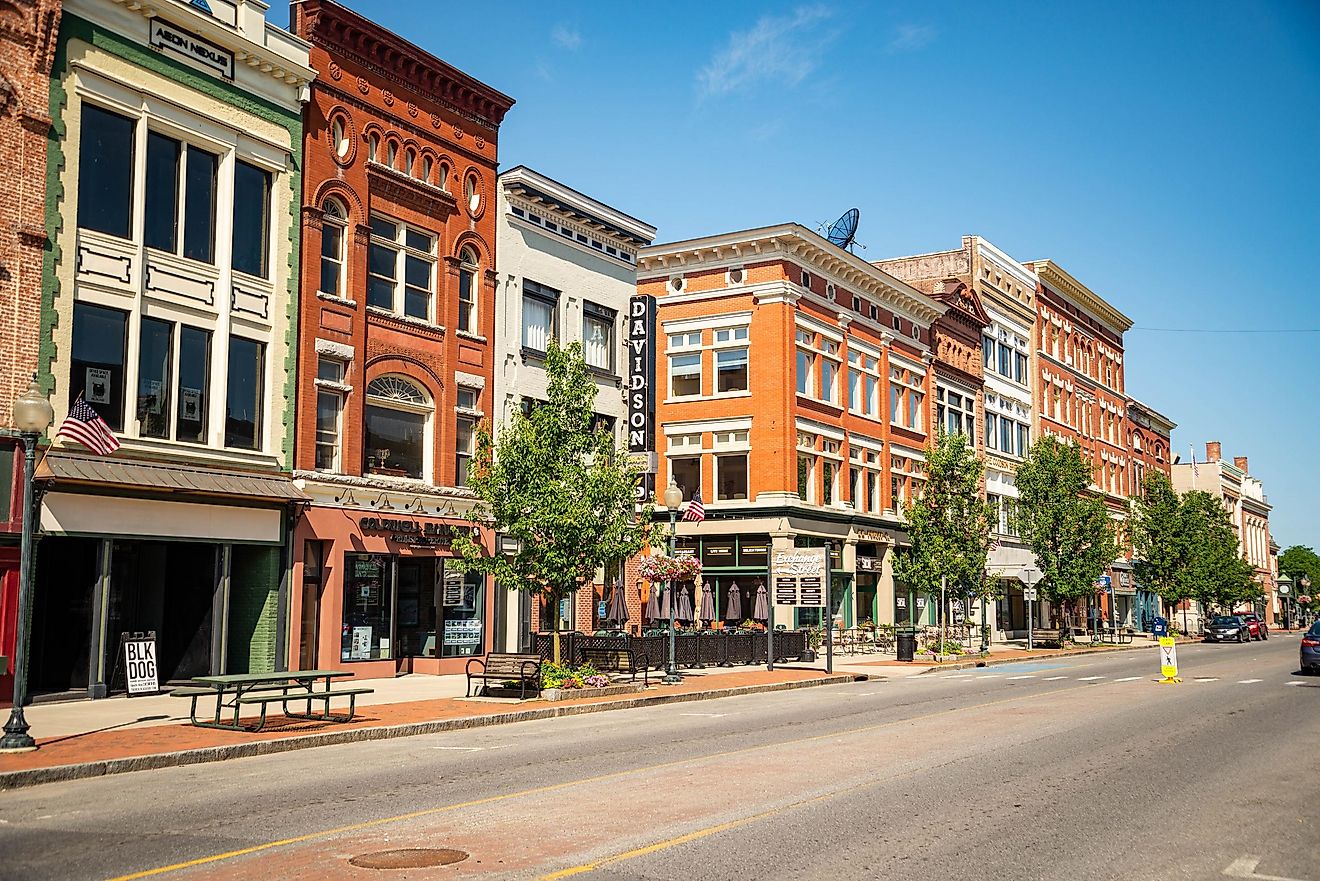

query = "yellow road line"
[106,683,1088,881]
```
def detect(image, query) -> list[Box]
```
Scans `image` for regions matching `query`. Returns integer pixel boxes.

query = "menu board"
[771,548,828,609]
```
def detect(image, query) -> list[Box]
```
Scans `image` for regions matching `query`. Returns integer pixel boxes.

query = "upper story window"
[225,335,265,450]
[465,172,481,215]
[232,160,272,279]
[521,279,559,354]
[936,386,976,445]
[368,216,436,321]
[889,365,926,433]
[364,376,431,481]
[848,350,881,419]
[315,356,346,472]
[144,131,219,263]
[583,301,617,373]
[77,104,136,239]
[319,199,347,297]
[714,325,749,394]
[457,246,479,334]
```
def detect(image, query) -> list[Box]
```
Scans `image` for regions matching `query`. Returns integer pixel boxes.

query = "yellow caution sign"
[1158,636,1181,683]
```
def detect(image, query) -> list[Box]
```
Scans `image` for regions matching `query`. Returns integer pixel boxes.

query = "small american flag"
[681,489,705,522]
[57,395,121,455]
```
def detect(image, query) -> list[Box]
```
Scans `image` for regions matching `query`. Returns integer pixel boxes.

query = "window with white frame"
[714,325,749,394]
[364,376,431,480]
[796,328,840,404]
[891,454,924,509]
[848,349,881,419]
[795,329,815,397]
[522,279,559,353]
[796,432,816,503]
[144,130,219,264]
[936,386,976,445]
[583,301,616,372]
[889,365,925,432]
[712,428,751,502]
[368,216,436,320]
[849,447,882,513]
[232,160,272,279]
[319,199,347,297]
[455,414,475,486]
[457,246,479,334]
[820,340,841,404]
[668,432,702,501]
[821,439,841,505]
[315,356,346,471]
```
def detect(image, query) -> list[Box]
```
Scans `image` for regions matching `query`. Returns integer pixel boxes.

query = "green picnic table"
[171,669,373,732]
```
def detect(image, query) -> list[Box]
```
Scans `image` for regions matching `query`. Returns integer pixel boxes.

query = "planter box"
[541,683,645,702]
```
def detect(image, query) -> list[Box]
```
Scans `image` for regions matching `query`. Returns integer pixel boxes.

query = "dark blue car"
[1302,621,1320,674]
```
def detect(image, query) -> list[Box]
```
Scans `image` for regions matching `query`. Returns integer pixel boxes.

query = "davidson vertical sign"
[627,294,657,500]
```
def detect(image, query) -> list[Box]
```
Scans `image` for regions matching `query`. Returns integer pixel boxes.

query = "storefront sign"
[149,19,235,80]
[124,635,160,696]
[857,556,881,572]
[772,548,827,609]
[627,294,656,501]
[359,517,456,548]
[855,528,890,543]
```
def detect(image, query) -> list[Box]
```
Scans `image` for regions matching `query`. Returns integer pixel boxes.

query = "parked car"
[1205,615,1252,643]
[1301,622,1320,674]
[1240,613,1268,640]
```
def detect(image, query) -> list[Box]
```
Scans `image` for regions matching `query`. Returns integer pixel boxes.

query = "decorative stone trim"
[315,338,355,360]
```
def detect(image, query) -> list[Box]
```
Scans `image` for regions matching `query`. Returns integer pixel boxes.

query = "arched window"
[368,133,379,162]
[364,376,432,480]
[387,140,398,168]
[458,246,478,334]
[422,155,433,182]
[331,117,349,158]
[404,147,416,176]
[464,173,480,214]
[319,198,347,297]
[438,162,450,192]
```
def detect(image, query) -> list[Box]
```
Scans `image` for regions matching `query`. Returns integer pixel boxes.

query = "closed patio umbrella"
[700,582,716,623]
[753,580,769,621]
[606,581,629,625]
[677,584,694,623]
[645,584,660,622]
[725,582,742,622]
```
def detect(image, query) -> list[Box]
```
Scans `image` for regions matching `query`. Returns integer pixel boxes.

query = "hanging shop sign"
[771,548,827,609]
[856,556,882,572]
[627,294,656,501]
[358,517,456,548]
[149,19,235,80]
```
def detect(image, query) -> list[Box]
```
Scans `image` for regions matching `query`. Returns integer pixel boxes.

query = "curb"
[914,637,1199,674]
[0,673,861,791]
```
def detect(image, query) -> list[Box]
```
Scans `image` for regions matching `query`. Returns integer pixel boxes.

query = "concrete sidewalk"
[0,667,856,790]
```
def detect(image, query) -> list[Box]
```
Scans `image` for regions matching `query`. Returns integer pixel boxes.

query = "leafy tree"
[1012,436,1119,631]
[1179,490,1258,616]
[450,340,653,661]
[893,431,996,630]
[1130,471,1192,618]
[1279,546,1320,600]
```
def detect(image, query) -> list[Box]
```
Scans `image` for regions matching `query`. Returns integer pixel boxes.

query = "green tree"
[893,431,996,630]
[1013,436,1119,631]
[1279,545,1320,587]
[1130,471,1192,618]
[450,340,653,662]
[1179,490,1257,616]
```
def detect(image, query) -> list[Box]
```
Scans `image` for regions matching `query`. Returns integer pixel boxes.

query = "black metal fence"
[534,630,809,669]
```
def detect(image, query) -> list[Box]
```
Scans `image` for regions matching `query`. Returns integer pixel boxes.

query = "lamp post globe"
[660,480,683,684]
[1,376,53,753]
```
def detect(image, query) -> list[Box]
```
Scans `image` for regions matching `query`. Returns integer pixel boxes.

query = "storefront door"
[30,537,99,696]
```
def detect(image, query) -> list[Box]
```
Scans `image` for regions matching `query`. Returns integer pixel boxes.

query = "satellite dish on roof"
[823,208,862,253]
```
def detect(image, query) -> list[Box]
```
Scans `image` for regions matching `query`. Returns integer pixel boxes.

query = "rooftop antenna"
[820,208,864,254]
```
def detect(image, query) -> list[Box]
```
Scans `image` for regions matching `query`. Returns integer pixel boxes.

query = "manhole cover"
[349,848,469,869]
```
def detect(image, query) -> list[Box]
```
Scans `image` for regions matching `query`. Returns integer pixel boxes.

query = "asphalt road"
[1,637,1316,881]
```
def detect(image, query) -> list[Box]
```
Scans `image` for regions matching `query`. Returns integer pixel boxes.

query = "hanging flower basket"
[638,554,703,583]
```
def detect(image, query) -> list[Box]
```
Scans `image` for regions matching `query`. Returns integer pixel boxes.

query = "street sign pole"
[1019,565,1043,651]
[824,541,834,675]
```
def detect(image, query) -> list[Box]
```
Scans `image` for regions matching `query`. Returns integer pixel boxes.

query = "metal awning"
[36,450,308,502]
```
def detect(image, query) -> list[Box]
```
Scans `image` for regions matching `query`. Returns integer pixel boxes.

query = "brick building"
[1125,397,1175,627]
[0,0,60,704]
[31,0,311,699]
[636,224,947,631]
[287,0,514,677]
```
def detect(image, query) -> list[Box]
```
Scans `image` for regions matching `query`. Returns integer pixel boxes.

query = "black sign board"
[627,294,656,501]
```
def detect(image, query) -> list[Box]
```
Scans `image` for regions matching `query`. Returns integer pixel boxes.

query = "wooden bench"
[1032,628,1063,647]
[466,652,542,699]
[237,686,374,730]
[576,645,650,687]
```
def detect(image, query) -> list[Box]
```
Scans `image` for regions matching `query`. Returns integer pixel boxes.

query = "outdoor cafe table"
[179,669,358,732]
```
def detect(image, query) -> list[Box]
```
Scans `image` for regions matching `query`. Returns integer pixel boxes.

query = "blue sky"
[292,2,1320,548]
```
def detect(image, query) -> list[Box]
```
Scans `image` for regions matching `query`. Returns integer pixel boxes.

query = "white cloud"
[551,24,583,51]
[888,23,936,52]
[697,5,836,99]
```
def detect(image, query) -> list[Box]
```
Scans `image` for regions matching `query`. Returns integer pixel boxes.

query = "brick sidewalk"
[0,667,853,789]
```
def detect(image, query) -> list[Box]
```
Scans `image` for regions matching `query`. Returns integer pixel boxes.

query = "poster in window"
[145,380,164,414]
[350,626,372,659]
[86,367,111,404]
[181,388,202,421]
[443,619,482,646]
[443,576,464,606]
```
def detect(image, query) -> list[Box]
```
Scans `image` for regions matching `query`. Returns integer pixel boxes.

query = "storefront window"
[442,568,484,657]
[701,539,735,568]
[737,537,768,568]
[343,554,392,661]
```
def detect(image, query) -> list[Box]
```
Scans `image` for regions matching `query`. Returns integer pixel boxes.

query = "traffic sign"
[1158,636,1181,684]
[1023,588,1038,602]
[1018,565,1042,587]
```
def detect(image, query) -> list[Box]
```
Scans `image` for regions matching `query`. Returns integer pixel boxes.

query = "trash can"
[897,630,916,662]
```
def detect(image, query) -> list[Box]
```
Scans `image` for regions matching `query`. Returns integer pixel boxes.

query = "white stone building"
[493,166,655,648]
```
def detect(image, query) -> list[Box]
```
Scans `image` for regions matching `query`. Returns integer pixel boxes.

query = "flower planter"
[541,683,645,702]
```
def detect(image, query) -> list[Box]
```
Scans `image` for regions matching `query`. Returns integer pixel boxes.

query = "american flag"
[57,395,121,455]
[681,489,705,522]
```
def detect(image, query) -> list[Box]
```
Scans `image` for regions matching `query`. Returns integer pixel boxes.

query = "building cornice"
[639,223,947,325]
[1126,397,1177,434]
[1028,259,1133,333]
[500,165,655,246]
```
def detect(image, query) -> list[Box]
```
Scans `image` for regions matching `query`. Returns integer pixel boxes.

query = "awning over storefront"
[37,451,308,501]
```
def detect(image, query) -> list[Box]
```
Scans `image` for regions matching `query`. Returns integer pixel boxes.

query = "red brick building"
[636,224,948,630]
[288,0,513,677]
[0,0,60,704]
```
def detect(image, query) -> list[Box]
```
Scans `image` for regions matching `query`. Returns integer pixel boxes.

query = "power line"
[1128,327,1320,334]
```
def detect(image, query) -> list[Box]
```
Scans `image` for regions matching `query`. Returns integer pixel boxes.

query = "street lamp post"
[1302,575,1312,630]
[662,480,683,685]
[1,376,54,753]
